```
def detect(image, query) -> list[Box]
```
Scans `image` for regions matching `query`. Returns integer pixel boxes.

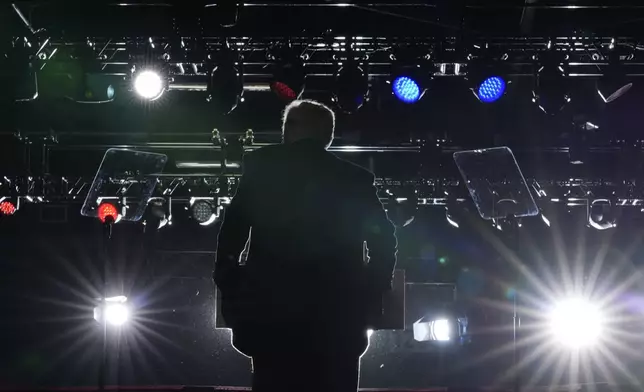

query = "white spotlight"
[548,297,604,348]
[105,303,129,326]
[134,70,165,100]
[413,318,451,342]
[432,319,451,341]
[94,296,130,327]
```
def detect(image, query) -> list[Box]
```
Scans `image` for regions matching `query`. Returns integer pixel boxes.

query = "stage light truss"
[13,36,644,92]
[2,175,644,212]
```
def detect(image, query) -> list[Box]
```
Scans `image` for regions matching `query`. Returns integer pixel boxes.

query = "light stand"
[98,215,114,392]
[453,146,537,392]
[504,216,522,392]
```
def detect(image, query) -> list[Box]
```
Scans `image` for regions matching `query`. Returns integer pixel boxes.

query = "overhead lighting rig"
[4,35,644,114]
[4,171,644,227]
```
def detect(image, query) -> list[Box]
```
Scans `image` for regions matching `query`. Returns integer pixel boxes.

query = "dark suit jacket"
[214,139,397,356]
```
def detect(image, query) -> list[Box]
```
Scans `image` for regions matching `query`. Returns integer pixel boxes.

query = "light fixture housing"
[413,315,470,344]
[207,47,244,114]
[332,62,369,113]
[94,296,130,327]
[388,52,432,104]
[190,198,219,226]
[0,41,38,102]
[56,45,116,103]
[596,65,632,104]
[270,48,306,101]
[467,59,510,103]
[0,197,18,216]
[532,61,571,115]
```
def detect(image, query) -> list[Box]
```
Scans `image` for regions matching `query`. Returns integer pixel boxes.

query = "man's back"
[243,140,375,289]
[216,139,397,352]
[214,100,397,392]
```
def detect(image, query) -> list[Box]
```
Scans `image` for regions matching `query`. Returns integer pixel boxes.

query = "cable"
[351,4,478,34]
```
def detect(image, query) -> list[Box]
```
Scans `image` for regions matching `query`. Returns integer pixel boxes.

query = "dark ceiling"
[5,1,644,37]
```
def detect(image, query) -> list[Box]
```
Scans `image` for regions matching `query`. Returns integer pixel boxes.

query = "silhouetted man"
[214,99,398,392]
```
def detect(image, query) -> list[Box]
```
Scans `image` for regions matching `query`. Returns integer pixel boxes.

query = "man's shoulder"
[243,144,286,164]
[247,144,286,157]
[331,154,375,184]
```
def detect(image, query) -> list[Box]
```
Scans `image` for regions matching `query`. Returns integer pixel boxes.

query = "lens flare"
[548,297,604,348]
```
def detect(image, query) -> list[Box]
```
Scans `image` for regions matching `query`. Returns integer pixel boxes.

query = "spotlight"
[207,47,243,114]
[132,68,166,101]
[431,319,450,341]
[215,3,242,28]
[144,198,171,230]
[587,199,618,230]
[0,39,38,102]
[97,202,119,224]
[597,66,632,104]
[94,295,130,327]
[476,76,507,103]
[392,76,422,104]
[0,199,17,215]
[332,63,369,113]
[270,49,305,101]
[44,45,116,103]
[467,59,509,103]
[548,297,604,348]
[597,77,632,104]
[388,55,431,104]
[77,74,116,103]
[413,316,470,344]
[190,198,218,226]
[596,41,633,103]
[387,190,417,227]
[532,61,571,114]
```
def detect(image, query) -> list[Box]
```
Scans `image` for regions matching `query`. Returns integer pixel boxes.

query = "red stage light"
[0,201,16,215]
[98,202,119,223]
[270,81,297,100]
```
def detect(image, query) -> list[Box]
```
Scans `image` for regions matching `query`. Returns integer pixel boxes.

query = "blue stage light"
[477,76,506,103]
[392,76,421,103]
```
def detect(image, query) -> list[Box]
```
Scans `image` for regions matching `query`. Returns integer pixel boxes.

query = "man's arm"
[214,154,254,295]
[360,172,398,292]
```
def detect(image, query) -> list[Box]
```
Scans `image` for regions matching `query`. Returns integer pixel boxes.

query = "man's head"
[282,99,335,149]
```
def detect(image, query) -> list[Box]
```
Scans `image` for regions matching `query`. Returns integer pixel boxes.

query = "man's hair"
[282,99,335,149]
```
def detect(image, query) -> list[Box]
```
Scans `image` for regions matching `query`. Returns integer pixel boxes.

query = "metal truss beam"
[104,2,644,9]
[15,35,643,89]
[2,176,644,207]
